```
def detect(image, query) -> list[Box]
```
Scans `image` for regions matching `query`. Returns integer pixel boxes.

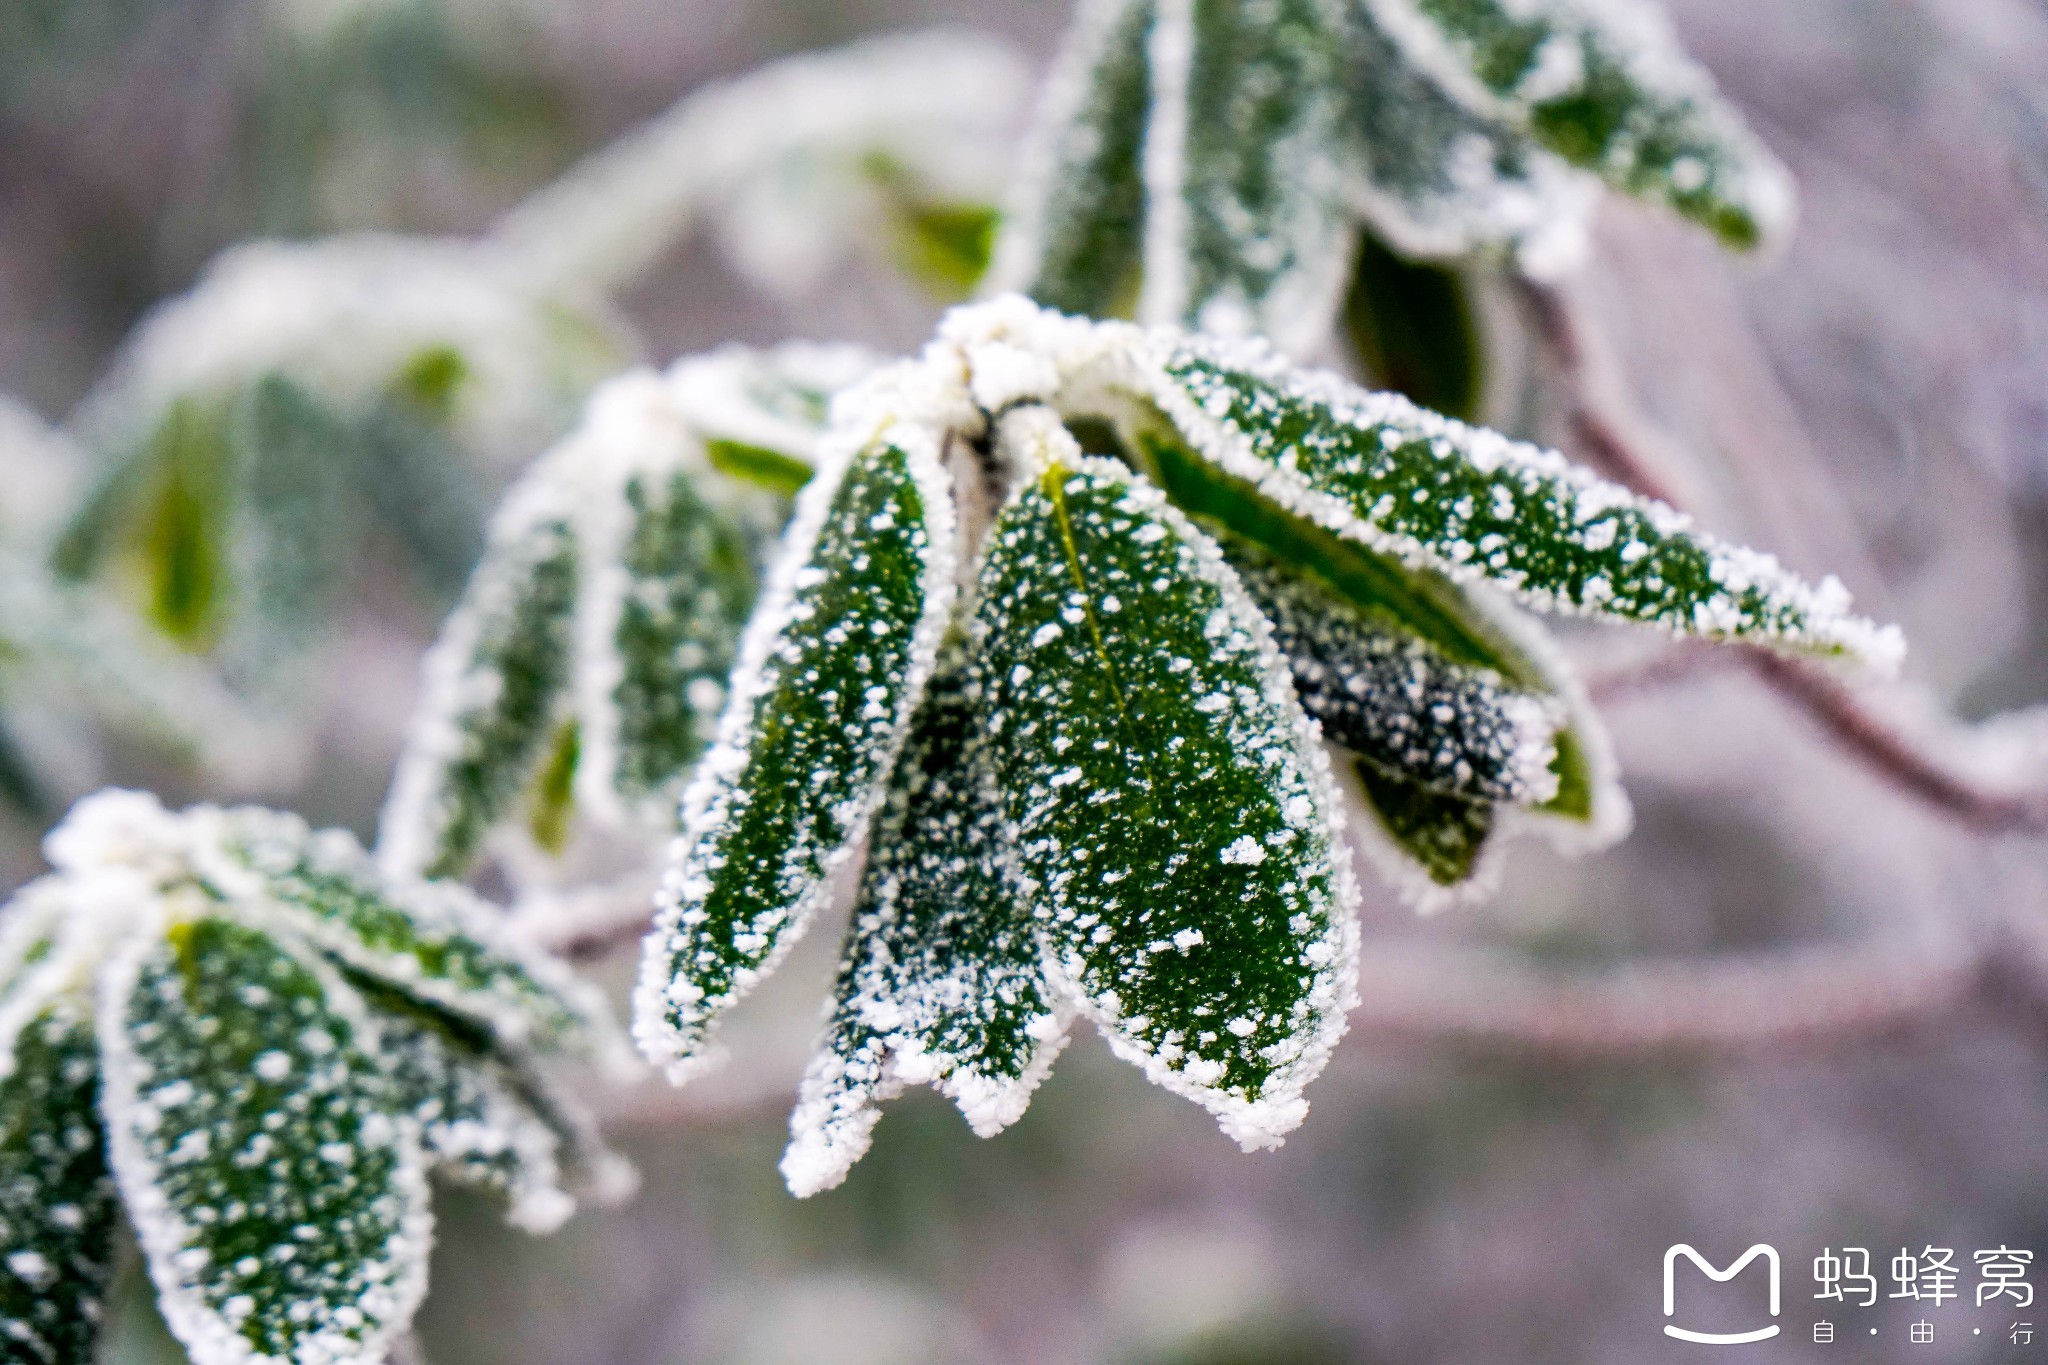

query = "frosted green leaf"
[575,460,760,821]
[1139,335,1903,667]
[99,917,430,1365]
[670,343,877,497]
[1370,0,1794,247]
[994,0,1154,318]
[0,998,115,1365]
[359,987,575,1235]
[223,375,361,672]
[215,808,613,1054]
[0,880,67,1026]
[782,659,1066,1197]
[1331,2,1590,273]
[1348,759,1496,888]
[971,416,1356,1150]
[1218,534,1560,805]
[637,426,959,1080]
[377,469,580,880]
[1123,412,1614,836]
[1143,0,1356,351]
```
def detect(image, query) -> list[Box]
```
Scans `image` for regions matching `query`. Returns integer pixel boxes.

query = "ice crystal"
[590,296,1898,1189]
[993,0,1786,349]
[0,789,628,1365]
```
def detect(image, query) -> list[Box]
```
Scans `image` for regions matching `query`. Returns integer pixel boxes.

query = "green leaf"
[1144,0,1355,352]
[360,987,575,1234]
[575,457,761,821]
[782,657,1066,1197]
[970,411,1356,1149]
[217,808,614,1055]
[1380,0,1795,247]
[132,399,237,649]
[1331,2,1588,271]
[223,375,361,673]
[996,0,1154,318]
[0,881,65,1020]
[1341,230,1482,422]
[1216,533,1561,806]
[99,917,431,1365]
[377,466,580,880]
[1094,394,1626,863]
[1138,336,1902,667]
[355,398,489,599]
[637,425,959,1079]
[0,997,116,1365]
[1348,758,1497,890]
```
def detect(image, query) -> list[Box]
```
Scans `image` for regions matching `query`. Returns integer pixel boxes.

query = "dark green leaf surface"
[100,917,429,1365]
[376,477,580,880]
[783,659,1064,1197]
[364,991,574,1234]
[1350,757,1496,889]
[0,998,115,1365]
[1155,0,1355,348]
[1389,0,1792,247]
[583,463,759,815]
[1218,535,1559,804]
[638,432,955,1078]
[1127,420,1611,829]
[971,428,1355,1149]
[1002,0,1153,317]
[1141,337,1900,666]
[221,808,609,1052]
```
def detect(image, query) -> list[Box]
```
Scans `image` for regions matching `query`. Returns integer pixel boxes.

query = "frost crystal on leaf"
[993,0,1783,349]
[0,789,627,1365]
[637,413,961,1080]
[613,298,1897,1184]
[782,658,1068,1197]
[99,917,432,1365]
[970,414,1359,1150]
[0,998,115,1365]
[382,346,871,881]
[1136,332,1903,668]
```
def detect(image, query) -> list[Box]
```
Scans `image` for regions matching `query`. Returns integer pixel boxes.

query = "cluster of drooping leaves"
[378,344,876,883]
[46,30,1024,689]
[0,789,630,1365]
[629,296,1899,1196]
[990,0,1794,359]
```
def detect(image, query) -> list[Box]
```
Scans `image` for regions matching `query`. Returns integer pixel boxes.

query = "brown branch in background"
[1339,925,1984,1062]
[1521,276,2048,838]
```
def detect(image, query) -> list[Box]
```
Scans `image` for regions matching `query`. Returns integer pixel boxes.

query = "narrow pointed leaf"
[362,990,575,1234]
[637,422,958,1079]
[378,464,580,880]
[574,448,761,822]
[216,808,614,1054]
[1218,534,1560,805]
[223,374,361,673]
[1370,0,1794,247]
[1349,759,1498,890]
[1137,335,1903,666]
[100,918,431,1365]
[0,998,116,1365]
[1124,416,1618,833]
[972,417,1357,1150]
[1141,0,1355,352]
[782,659,1066,1198]
[995,0,1155,318]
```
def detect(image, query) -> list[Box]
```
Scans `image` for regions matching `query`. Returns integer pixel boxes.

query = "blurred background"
[6,0,2048,1360]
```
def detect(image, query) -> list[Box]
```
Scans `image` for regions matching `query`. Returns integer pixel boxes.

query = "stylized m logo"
[1663,1244,1781,1344]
